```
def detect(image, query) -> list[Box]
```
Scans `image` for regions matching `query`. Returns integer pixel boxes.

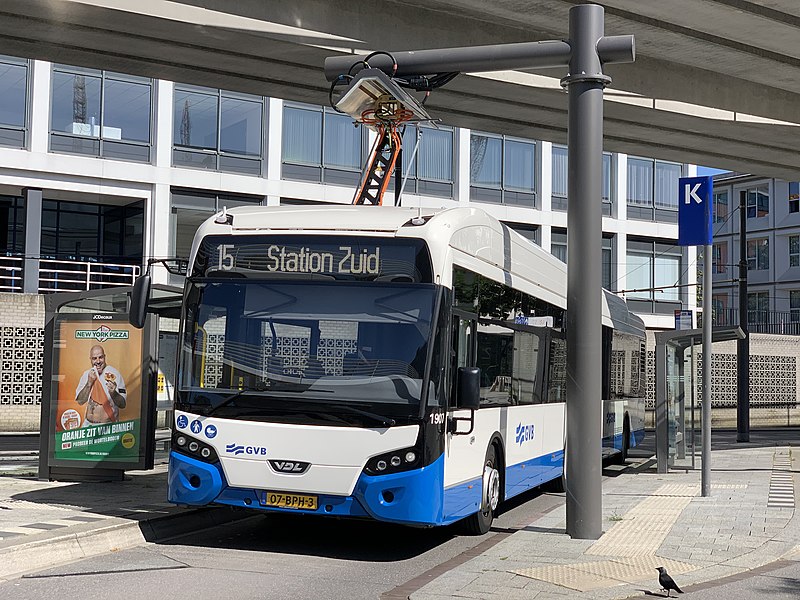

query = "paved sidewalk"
[0,461,245,581]
[413,444,799,599]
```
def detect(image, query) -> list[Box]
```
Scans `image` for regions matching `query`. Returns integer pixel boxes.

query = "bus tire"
[461,444,500,535]
[618,415,630,463]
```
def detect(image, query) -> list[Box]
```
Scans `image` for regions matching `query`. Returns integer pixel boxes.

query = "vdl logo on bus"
[225,443,268,456]
[515,423,535,446]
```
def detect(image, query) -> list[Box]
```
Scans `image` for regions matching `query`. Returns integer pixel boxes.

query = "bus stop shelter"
[655,326,745,474]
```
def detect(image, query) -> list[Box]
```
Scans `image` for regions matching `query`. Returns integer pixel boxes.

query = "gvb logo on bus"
[515,423,535,446]
[225,443,268,456]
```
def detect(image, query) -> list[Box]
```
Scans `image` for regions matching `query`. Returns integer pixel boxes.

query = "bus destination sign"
[194,235,432,282]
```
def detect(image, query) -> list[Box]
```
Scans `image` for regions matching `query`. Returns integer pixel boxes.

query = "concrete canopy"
[1,0,798,178]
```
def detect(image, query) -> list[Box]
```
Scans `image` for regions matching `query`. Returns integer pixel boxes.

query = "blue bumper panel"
[354,454,445,526]
[214,487,370,518]
[442,475,482,524]
[168,451,226,506]
[505,451,564,500]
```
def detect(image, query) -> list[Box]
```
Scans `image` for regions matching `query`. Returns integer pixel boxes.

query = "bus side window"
[547,337,567,403]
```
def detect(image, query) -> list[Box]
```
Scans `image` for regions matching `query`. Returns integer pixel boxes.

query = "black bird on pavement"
[656,566,683,597]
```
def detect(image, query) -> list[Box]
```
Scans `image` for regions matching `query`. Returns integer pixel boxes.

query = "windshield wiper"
[205,387,259,417]
[284,398,396,427]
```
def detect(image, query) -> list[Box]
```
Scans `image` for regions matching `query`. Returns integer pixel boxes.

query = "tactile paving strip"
[585,485,698,557]
[515,556,696,592]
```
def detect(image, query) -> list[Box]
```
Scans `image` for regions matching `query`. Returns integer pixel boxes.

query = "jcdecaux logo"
[515,423,535,446]
[225,443,268,456]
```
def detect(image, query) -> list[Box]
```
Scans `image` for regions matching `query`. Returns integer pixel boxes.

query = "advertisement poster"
[53,317,143,462]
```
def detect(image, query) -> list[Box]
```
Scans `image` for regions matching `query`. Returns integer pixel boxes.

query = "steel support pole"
[701,243,713,497]
[737,192,750,442]
[564,4,610,540]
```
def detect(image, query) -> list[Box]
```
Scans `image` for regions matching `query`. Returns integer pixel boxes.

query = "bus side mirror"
[457,367,480,410]
[129,273,152,329]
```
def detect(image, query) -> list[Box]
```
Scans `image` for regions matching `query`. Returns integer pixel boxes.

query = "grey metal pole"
[701,243,713,497]
[737,192,750,442]
[564,4,611,540]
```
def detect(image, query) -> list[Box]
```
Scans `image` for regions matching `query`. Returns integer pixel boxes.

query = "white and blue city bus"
[164,205,645,533]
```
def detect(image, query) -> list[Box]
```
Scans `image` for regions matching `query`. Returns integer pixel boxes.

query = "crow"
[656,566,683,597]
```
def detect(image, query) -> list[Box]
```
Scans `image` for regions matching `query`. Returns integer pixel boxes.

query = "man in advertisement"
[74,344,127,427]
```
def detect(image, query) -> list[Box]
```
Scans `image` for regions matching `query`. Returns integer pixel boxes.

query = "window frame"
[745,184,770,219]
[789,182,799,214]
[790,235,800,268]
[746,237,770,271]
[712,190,729,224]
[0,55,30,149]
[469,132,537,208]
[551,145,613,214]
[173,85,265,175]
[394,124,455,199]
[624,239,683,314]
[626,156,683,223]
[50,64,153,162]
[281,102,366,186]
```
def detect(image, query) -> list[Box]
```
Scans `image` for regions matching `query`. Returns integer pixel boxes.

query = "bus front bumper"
[168,451,445,526]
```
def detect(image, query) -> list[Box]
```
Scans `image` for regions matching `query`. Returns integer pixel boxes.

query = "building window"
[712,190,728,224]
[470,133,535,207]
[626,158,681,222]
[173,87,264,175]
[551,230,567,263]
[550,230,613,289]
[712,241,728,274]
[170,189,263,260]
[395,125,454,198]
[0,195,25,254]
[712,294,728,322]
[748,291,769,324]
[790,182,799,214]
[625,240,682,310]
[50,65,152,162]
[791,291,800,322]
[281,103,364,186]
[790,235,800,267]
[551,146,612,213]
[40,199,143,264]
[746,237,769,270]
[507,223,540,246]
[0,56,28,149]
[745,184,769,218]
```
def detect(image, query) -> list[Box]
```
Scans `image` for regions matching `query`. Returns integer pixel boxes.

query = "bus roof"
[189,205,643,333]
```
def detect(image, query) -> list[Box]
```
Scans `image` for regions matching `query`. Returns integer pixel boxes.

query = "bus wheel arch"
[460,434,504,535]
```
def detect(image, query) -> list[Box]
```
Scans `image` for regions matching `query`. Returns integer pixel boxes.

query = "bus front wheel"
[461,445,500,535]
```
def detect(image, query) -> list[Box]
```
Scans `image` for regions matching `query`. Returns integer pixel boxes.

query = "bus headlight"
[364,446,420,476]
[172,431,218,463]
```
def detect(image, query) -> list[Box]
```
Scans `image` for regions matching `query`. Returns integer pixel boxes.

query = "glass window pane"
[654,162,681,209]
[323,111,361,169]
[174,208,213,259]
[51,72,101,136]
[220,96,262,156]
[282,106,321,165]
[627,158,653,206]
[503,140,534,192]
[401,126,418,177]
[470,134,501,187]
[0,62,27,127]
[655,254,681,301]
[625,251,652,299]
[418,127,452,182]
[602,153,612,202]
[552,146,568,198]
[713,191,728,223]
[103,78,151,143]
[173,90,218,150]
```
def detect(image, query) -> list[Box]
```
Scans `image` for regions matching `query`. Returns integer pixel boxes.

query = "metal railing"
[38,259,140,292]
[0,255,23,292]
[703,307,800,335]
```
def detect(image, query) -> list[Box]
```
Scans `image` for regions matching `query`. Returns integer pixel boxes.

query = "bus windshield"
[178,280,438,418]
